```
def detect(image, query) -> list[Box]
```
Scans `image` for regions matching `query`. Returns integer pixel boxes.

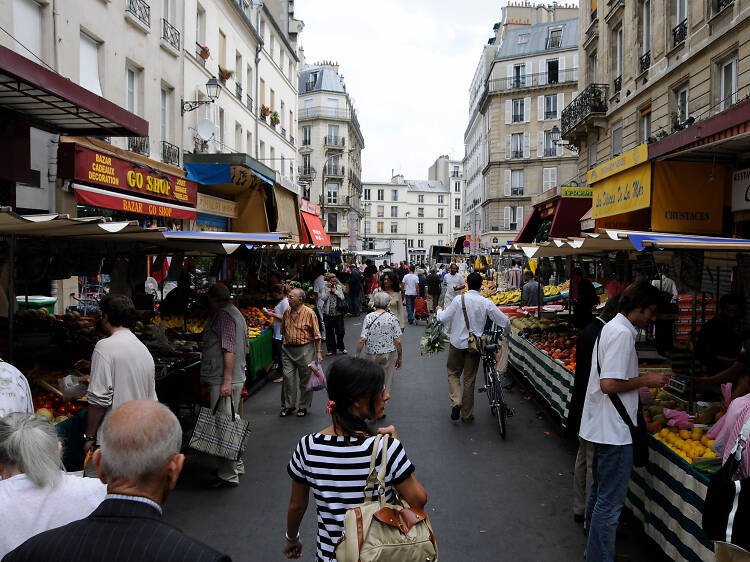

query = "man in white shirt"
[579,281,669,561]
[651,272,678,303]
[437,273,510,422]
[401,266,420,325]
[442,263,465,303]
[313,265,327,341]
[0,360,33,418]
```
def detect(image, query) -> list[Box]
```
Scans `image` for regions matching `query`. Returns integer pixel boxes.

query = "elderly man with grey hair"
[0,413,106,557]
[4,400,231,562]
[356,291,403,401]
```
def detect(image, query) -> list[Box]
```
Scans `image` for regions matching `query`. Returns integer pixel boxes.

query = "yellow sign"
[587,144,648,185]
[197,193,238,218]
[592,162,652,219]
[561,186,593,198]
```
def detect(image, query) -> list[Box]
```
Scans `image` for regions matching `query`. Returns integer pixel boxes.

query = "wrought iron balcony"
[488,68,577,92]
[324,135,345,147]
[161,19,180,51]
[235,83,242,100]
[545,110,557,120]
[161,140,180,166]
[614,75,622,93]
[300,166,315,177]
[128,136,150,156]
[245,95,253,112]
[126,0,150,27]
[195,42,207,66]
[511,150,524,159]
[640,51,650,74]
[673,19,687,48]
[560,83,609,137]
[325,164,345,176]
[717,0,733,13]
[290,135,295,145]
[281,127,287,138]
[544,147,556,157]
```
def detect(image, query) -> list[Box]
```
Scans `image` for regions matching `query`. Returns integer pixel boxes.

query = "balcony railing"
[614,75,622,93]
[488,67,577,93]
[161,140,180,166]
[194,137,209,153]
[246,94,253,112]
[544,147,557,157]
[512,114,524,123]
[235,83,242,100]
[349,169,361,190]
[324,135,345,147]
[640,51,650,74]
[673,19,687,47]
[511,150,524,159]
[128,136,150,156]
[290,135,295,145]
[302,137,311,146]
[560,83,609,137]
[281,127,287,138]
[161,19,180,51]
[299,106,356,120]
[450,171,462,178]
[544,110,557,120]
[718,0,734,12]
[126,0,151,27]
[325,165,345,176]
[195,42,207,66]
[300,166,315,177]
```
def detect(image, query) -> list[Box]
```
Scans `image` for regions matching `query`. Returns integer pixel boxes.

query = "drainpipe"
[255,7,262,159]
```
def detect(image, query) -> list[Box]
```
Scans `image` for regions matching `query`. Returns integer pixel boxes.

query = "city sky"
[295,0,504,182]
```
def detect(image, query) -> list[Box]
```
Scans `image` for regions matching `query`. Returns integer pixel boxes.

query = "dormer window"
[546,27,562,49]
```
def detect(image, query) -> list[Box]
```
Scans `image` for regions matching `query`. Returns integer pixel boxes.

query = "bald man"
[4,400,230,561]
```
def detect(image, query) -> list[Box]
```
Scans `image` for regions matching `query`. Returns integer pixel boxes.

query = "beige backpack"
[335,434,438,562]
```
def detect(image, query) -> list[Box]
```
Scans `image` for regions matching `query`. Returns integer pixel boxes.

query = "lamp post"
[181,77,221,114]
[550,125,579,153]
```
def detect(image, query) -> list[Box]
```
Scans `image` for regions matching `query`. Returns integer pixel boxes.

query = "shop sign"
[592,162,651,219]
[732,167,750,212]
[587,144,648,185]
[561,186,593,198]
[196,193,238,218]
[73,184,197,220]
[61,144,197,206]
[300,198,321,216]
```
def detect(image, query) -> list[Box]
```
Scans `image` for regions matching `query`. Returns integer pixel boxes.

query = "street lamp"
[550,125,579,153]
[181,77,221,114]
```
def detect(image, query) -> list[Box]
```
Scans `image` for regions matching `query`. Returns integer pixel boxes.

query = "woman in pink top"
[713,393,750,480]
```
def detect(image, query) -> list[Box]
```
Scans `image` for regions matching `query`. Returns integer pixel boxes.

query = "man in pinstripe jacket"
[3,400,230,562]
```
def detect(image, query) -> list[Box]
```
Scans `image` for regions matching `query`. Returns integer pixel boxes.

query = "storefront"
[195,192,237,232]
[299,199,330,246]
[515,185,592,243]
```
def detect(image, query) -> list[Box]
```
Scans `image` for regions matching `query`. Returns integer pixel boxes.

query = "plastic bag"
[306,361,327,392]
[58,374,87,401]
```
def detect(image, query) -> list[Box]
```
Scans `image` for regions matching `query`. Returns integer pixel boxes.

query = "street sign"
[463,240,471,248]
[463,247,470,254]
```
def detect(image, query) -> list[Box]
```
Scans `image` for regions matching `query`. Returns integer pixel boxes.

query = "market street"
[165,315,664,562]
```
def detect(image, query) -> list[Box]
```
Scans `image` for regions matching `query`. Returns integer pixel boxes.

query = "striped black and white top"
[287,433,415,562]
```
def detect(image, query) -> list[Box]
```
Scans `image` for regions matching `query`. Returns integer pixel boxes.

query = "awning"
[550,197,592,238]
[273,184,301,242]
[73,184,197,220]
[184,163,273,188]
[0,45,147,136]
[300,211,330,245]
[514,206,544,243]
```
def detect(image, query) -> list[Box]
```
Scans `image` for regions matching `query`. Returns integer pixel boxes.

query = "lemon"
[679,429,691,439]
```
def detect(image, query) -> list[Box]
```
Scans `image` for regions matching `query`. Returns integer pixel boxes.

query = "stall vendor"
[696,338,750,402]
[696,294,742,376]
[159,273,195,316]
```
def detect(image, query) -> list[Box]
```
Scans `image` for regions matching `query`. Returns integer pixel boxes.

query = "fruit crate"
[247,329,273,381]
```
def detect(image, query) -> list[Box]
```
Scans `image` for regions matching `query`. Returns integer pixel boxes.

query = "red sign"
[73,185,197,220]
[300,198,321,216]
[59,143,198,206]
[300,211,330,245]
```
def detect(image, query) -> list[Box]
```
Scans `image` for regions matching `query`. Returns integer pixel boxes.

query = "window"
[641,108,652,142]
[720,57,738,111]
[454,198,461,210]
[676,0,687,23]
[452,165,460,176]
[407,239,414,248]
[303,97,312,117]
[418,207,424,217]
[270,88,275,110]
[438,195,444,204]
[79,33,102,96]
[511,133,523,158]
[390,222,398,234]
[675,85,689,123]
[327,213,338,232]
[513,64,526,88]
[269,35,275,62]
[418,239,424,248]
[302,126,311,145]
[544,95,557,120]
[436,223,443,234]
[438,208,444,218]
[196,4,205,45]
[454,182,460,193]
[588,140,598,170]
[14,0,42,61]
[544,130,556,157]
[364,221,370,234]
[547,27,562,49]
[160,87,169,142]
[615,28,623,78]
[328,124,339,144]
[259,19,265,41]
[543,167,557,191]
[390,206,398,217]
[454,215,461,228]
[588,51,598,82]
[301,153,310,173]
[260,78,266,106]
[364,188,371,200]
[511,170,523,196]
[642,1,651,54]
[377,205,384,218]
[391,189,398,201]
[512,98,524,122]
[504,206,524,230]
[218,29,226,67]
[126,66,138,113]
[418,223,424,234]
[612,123,623,157]
[377,189,384,201]
[377,222,384,233]
[327,183,339,204]
[327,97,338,117]
[418,194,424,203]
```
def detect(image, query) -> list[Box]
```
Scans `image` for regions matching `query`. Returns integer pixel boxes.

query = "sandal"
[326,352,335,357]
[341,350,348,355]
[296,408,307,417]
[279,408,295,417]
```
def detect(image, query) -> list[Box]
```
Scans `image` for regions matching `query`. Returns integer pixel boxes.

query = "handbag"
[306,361,327,392]
[462,294,481,355]
[189,396,251,461]
[702,416,750,552]
[335,435,438,562]
[595,336,649,467]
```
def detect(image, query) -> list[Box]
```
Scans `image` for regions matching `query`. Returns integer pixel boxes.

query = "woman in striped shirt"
[283,357,427,561]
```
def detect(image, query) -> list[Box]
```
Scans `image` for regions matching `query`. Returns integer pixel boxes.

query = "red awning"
[549,198,592,238]
[300,211,330,245]
[514,206,542,243]
[0,45,147,137]
[73,184,196,220]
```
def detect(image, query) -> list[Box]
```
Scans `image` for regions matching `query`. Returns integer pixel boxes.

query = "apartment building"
[298,62,364,249]
[428,155,464,243]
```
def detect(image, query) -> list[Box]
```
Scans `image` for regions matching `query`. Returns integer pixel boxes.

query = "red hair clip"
[325,400,336,414]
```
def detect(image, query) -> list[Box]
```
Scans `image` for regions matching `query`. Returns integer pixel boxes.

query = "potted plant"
[218,66,234,82]
[260,104,271,119]
[655,127,668,138]
[270,111,280,126]
[199,45,210,60]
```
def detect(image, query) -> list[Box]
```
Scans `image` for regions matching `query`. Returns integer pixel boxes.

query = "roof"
[406,180,448,193]
[0,45,147,137]
[299,65,346,93]
[495,18,578,60]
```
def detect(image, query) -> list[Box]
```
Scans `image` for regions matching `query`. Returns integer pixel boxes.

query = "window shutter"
[538,96,544,121]
[550,167,557,188]
[524,97,531,122]
[516,206,524,227]
[525,62,531,80]
[523,132,530,158]
[504,169,511,196]
[505,134,511,160]
[557,93,565,119]
[505,100,512,124]
[543,168,550,190]
[507,63,513,86]
[559,55,566,77]
[537,130,544,157]
[504,206,511,230]
[539,60,546,85]
[573,54,579,81]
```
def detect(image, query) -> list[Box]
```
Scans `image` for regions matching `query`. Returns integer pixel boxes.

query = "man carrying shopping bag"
[200,283,249,488]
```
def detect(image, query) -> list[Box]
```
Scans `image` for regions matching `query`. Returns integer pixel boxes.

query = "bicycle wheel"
[493,374,507,438]
[483,361,497,416]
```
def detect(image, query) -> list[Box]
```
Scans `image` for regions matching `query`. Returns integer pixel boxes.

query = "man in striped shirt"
[279,288,323,417]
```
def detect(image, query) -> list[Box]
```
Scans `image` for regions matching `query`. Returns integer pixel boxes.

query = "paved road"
[166,315,664,562]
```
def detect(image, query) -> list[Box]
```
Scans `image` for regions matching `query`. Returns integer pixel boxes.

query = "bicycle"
[479,324,514,438]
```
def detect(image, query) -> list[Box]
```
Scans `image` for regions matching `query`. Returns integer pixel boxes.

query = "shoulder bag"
[595,336,649,467]
[702,416,750,552]
[335,435,438,562]
[462,294,481,355]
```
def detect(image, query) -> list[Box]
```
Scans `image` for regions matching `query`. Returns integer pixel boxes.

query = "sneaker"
[450,405,460,420]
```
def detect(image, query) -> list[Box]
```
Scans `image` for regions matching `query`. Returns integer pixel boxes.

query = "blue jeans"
[405,295,416,321]
[585,443,633,561]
